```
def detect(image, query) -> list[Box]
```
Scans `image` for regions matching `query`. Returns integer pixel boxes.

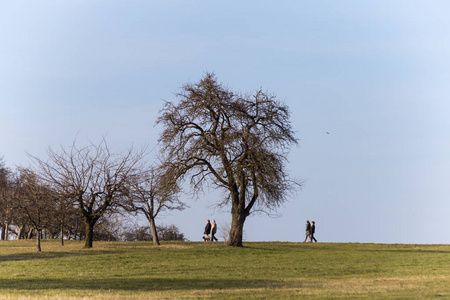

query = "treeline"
[1,73,299,249]
[0,139,185,251]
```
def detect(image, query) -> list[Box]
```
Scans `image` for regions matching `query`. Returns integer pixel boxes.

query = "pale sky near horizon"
[2,1,450,244]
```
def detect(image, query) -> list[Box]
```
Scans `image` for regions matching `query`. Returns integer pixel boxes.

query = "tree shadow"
[0,250,112,262]
[0,278,296,292]
[357,249,450,254]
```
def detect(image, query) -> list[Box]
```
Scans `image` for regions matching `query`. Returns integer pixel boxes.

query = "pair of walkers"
[202,219,218,242]
[303,220,317,243]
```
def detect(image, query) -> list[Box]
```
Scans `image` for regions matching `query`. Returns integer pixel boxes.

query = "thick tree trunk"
[149,218,160,246]
[84,220,95,248]
[227,210,246,247]
[36,229,41,252]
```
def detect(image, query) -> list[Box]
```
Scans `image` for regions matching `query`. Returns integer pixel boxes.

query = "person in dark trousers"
[211,220,218,241]
[310,221,317,242]
[303,220,311,242]
[203,220,211,241]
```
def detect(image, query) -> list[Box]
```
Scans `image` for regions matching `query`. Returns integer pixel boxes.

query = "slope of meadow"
[0,240,449,299]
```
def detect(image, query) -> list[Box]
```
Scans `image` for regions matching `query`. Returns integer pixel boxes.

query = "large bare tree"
[157,73,299,247]
[34,139,145,248]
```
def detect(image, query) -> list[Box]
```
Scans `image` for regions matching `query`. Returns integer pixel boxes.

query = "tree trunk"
[84,220,95,248]
[4,222,9,240]
[36,229,41,252]
[17,225,24,240]
[0,223,5,240]
[60,223,64,246]
[227,209,246,247]
[149,218,160,246]
[28,227,34,239]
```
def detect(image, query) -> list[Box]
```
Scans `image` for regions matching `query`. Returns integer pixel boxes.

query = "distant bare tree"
[14,167,54,251]
[157,73,300,247]
[95,212,132,241]
[33,138,145,248]
[50,194,80,246]
[0,158,13,240]
[123,166,184,245]
[123,223,153,241]
[65,213,85,241]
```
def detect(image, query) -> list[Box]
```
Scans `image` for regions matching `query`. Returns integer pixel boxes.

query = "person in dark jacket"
[203,220,211,241]
[303,220,311,242]
[310,221,317,242]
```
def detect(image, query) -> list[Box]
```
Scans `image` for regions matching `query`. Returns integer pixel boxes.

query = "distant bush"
[123,224,185,242]
[157,224,185,241]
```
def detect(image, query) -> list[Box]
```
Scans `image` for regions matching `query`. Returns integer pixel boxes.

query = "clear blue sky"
[2,1,450,244]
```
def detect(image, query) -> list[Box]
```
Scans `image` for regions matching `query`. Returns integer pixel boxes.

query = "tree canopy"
[157,73,299,246]
[33,139,145,248]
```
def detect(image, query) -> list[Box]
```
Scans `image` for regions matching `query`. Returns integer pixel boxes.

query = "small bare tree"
[94,213,125,241]
[13,167,54,251]
[122,166,184,245]
[52,194,80,246]
[33,138,145,248]
[157,73,300,247]
[0,159,13,241]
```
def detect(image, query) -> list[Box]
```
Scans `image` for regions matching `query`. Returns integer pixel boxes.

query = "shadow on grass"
[0,251,112,262]
[0,278,297,292]
[357,249,450,254]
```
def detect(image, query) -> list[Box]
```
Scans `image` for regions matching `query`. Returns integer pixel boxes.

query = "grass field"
[0,240,449,299]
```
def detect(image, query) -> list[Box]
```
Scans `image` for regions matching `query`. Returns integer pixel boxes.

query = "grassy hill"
[0,240,449,299]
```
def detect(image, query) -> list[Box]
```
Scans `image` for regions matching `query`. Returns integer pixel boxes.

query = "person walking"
[211,220,218,242]
[310,221,317,242]
[303,220,311,243]
[203,220,211,241]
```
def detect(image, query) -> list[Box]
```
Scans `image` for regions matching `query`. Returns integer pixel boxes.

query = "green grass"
[0,240,449,299]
